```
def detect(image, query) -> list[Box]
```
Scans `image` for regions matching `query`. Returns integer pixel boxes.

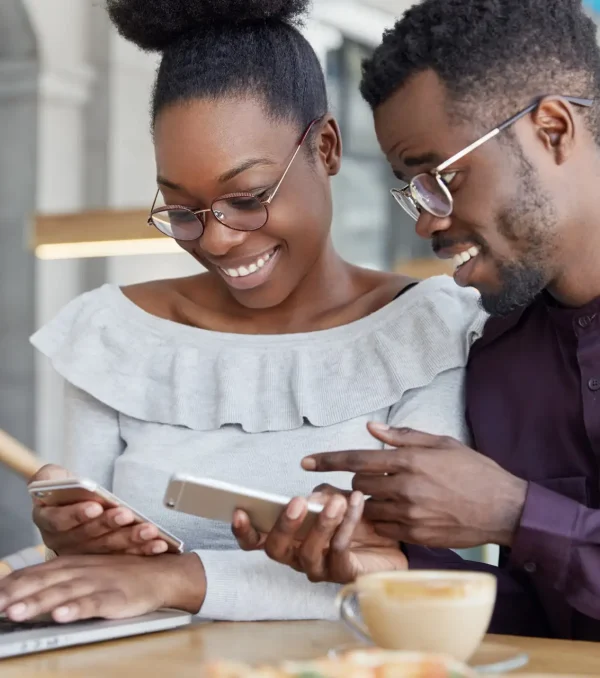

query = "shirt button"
[588,378,600,392]
[578,314,597,329]
[524,562,537,574]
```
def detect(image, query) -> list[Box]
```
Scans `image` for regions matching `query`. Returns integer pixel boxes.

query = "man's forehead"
[373,70,462,160]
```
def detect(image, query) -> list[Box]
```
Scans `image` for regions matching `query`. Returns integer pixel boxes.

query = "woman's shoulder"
[397,274,487,338]
[352,267,486,340]
[362,274,487,379]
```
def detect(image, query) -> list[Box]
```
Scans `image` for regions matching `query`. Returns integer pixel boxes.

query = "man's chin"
[474,261,547,317]
[479,287,541,318]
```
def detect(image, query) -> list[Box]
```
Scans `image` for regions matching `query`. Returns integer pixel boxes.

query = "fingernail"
[325,497,344,518]
[85,504,103,519]
[232,511,243,529]
[140,527,155,540]
[7,603,27,620]
[54,605,73,621]
[301,458,316,471]
[152,542,167,554]
[369,423,390,432]
[114,512,130,526]
[350,491,364,508]
[286,498,304,520]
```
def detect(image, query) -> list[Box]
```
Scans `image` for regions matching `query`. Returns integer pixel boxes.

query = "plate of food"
[205,647,480,677]
[327,641,529,674]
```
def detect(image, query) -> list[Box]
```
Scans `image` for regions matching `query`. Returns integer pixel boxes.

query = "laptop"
[0,609,192,659]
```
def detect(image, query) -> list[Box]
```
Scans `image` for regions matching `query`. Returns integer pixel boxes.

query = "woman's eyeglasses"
[148,118,321,241]
[392,95,593,221]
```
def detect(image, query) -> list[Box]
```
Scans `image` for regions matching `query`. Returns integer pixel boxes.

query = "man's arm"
[508,482,600,621]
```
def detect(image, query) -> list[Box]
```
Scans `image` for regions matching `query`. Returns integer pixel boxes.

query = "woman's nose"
[198,212,249,257]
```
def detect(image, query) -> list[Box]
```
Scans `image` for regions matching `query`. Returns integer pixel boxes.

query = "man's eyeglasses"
[392,95,594,221]
[148,118,321,241]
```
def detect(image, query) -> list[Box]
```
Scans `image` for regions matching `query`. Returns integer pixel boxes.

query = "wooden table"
[1,621,599,677]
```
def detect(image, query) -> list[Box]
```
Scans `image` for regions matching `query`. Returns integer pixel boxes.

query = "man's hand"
[0,553,205,622]
[31,465,169,556]
[301,425,528,549]
[232,485,407,584]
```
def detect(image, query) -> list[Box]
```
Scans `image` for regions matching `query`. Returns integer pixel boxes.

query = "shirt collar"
[543,290,600,334]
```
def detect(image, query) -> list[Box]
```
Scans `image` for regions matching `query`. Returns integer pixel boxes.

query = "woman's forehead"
[154,97,299,180]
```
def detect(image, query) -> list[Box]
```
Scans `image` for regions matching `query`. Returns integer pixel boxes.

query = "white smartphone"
[28,478,184,554]
[163,474,324,539]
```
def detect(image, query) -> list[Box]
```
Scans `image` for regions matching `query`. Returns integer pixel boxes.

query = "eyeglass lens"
[151,195,268,241]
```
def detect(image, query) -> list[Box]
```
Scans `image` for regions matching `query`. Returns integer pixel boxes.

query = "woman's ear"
[317,115,343,176]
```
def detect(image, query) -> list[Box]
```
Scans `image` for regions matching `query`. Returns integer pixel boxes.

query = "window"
[325,39,433,272]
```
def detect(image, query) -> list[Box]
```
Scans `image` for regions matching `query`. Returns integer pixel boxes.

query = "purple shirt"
[406,292,600,639]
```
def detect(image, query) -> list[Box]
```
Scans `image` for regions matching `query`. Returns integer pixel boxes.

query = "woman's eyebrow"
[217,158,276,184]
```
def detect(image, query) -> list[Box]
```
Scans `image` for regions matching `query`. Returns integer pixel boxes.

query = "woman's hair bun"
[107,0,313,52]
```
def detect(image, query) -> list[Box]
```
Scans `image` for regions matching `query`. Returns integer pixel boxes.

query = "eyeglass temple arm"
[150,188,159,212]
[265,119,319,205]
[436,96,593,174]
[265,143,306,205]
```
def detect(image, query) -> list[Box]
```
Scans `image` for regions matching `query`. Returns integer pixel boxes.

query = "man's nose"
[415,210,452,240]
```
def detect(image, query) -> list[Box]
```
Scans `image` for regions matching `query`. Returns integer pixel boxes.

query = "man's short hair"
[361,0,600,142]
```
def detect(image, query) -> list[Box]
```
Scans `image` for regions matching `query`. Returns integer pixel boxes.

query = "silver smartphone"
[28,478,184,554]
[163,474,324,539]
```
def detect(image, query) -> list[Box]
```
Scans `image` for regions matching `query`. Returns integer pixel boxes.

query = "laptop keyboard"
[0,614,104,635]
[0,616,60,634]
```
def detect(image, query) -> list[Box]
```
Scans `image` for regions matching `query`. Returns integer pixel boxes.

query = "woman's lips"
[216,247,281,291]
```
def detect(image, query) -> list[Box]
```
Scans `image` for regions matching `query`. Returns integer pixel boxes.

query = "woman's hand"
[233,485,407,584]
[0,553,205,623]
[30,465,170,556]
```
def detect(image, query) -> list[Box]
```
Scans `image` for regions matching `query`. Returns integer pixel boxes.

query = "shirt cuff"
[509,482,580,589]
[194,549,340,622]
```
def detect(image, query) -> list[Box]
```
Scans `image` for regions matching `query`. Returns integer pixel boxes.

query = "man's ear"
[531,97,577,165]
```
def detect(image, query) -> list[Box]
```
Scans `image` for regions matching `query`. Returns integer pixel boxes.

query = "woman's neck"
[167,240,395,335]
[218,240,362,334]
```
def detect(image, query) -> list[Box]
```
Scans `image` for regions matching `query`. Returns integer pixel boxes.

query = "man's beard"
[479,156,558,317]
[480,260,546,317]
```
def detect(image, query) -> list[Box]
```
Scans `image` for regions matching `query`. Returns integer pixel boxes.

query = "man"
[234,0,600,640]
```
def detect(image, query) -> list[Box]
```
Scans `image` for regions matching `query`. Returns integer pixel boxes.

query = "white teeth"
[453,246,481,270]
[220,248,277,278]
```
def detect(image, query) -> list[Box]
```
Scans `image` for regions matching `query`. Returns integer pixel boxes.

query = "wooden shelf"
[33,208,179,259]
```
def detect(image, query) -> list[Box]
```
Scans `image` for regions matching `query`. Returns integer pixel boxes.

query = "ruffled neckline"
[31,276,487,433]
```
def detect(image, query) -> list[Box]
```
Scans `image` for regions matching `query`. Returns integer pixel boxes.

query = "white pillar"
[23,0,95,464]
[0,0,39,554]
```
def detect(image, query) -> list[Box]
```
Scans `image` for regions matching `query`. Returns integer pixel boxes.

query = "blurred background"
[1,0,598,558]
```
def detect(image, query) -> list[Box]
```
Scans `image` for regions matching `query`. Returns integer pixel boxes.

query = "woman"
[0,0,485,624]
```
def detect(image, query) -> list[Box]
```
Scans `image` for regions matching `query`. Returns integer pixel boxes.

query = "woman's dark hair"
[107,0,327,134]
